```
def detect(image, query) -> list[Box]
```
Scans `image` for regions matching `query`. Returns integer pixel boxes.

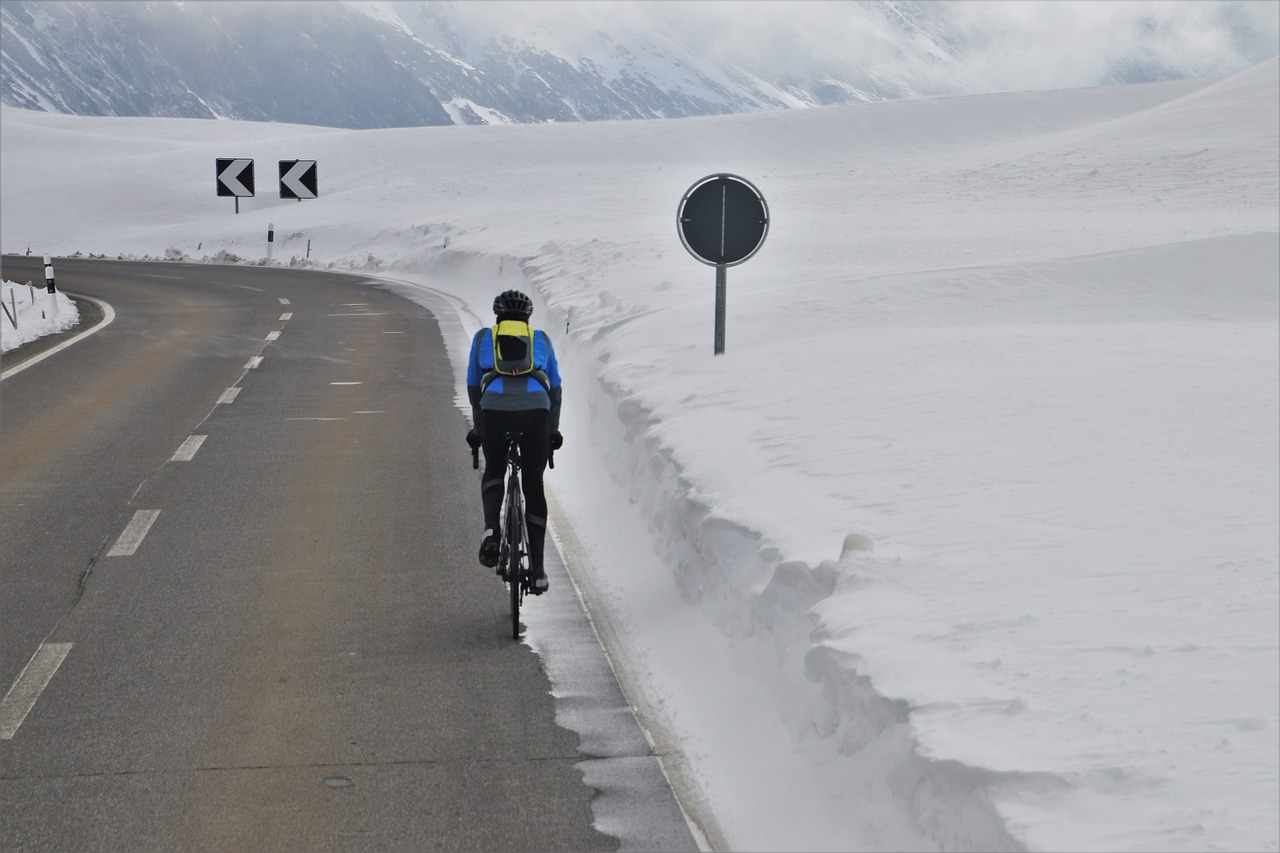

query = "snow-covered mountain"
[2,0,1272,129]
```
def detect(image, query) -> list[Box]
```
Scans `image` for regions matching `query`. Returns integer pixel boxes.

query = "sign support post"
[714,264,727,355]
[677,174,769,356]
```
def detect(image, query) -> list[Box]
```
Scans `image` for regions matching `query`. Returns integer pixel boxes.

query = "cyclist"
[465,290,563,594]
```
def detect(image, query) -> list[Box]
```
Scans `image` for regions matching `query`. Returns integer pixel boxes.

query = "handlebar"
[468,432,554,469]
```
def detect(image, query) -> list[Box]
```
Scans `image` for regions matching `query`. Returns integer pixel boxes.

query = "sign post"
[715,263,727,353]
[677,174,769,355]
[216,158,255,213]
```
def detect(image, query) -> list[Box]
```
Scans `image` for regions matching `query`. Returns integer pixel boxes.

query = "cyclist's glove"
[466,429,482,450]
[550,430,564,451]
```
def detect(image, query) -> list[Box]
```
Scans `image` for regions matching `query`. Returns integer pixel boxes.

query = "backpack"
[492,320,535,375]
[483,320,551,392]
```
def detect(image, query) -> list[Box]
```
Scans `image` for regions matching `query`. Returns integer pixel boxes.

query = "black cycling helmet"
[493,289,533,320]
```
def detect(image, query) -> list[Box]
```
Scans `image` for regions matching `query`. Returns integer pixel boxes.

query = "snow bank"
[0,279,78,354]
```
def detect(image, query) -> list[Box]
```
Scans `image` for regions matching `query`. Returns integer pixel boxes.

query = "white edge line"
[106,509,161,557]
[170,434,207,462]
[0,643,73,740]
[1,293,116,381]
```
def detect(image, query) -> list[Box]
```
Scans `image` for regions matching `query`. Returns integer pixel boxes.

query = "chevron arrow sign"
[279,160,318,199]
[216,158,255,197]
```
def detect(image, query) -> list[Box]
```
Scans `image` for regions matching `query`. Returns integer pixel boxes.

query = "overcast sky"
[940,0,1280,89]
[375,0,1280,93]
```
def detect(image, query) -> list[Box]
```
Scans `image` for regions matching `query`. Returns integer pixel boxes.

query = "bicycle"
[473,430,552,639]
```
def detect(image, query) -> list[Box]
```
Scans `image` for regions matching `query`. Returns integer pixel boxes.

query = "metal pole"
[714,263,727,355]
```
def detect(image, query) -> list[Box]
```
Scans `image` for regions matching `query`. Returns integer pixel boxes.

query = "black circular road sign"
[678,174,769,267]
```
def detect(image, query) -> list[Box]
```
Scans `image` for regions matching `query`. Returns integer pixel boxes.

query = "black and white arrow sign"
[216,158,255,197]
[279,160,318,199]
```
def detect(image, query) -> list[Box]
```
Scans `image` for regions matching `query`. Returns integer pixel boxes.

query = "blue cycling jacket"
[466,326,562,430]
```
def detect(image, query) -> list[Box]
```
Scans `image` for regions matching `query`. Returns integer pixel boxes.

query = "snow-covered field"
[2,56,1277,851]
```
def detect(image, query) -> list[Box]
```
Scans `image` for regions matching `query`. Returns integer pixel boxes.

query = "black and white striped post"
[43,255,59,319]
[267,222,275,263]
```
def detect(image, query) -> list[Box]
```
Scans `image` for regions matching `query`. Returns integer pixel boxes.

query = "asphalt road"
[0,257,653,851]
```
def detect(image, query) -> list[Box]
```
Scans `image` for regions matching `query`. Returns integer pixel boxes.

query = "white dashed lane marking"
[106,510,161,557]
[280,313,293,321]
[278,298,290,305]
[171,435,207,462]
[7,303,306,746]
[0,643,73,740]
[330,382,363,386]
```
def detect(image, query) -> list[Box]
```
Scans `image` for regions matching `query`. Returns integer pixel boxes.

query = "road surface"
[0,257,695,851]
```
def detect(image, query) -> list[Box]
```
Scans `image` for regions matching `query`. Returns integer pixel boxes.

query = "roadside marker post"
[43,256,58,319]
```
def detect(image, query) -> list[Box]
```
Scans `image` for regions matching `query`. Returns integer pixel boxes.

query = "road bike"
[473,430,545,639]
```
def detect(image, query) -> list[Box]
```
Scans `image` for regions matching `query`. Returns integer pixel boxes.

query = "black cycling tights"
[480,409,550,572]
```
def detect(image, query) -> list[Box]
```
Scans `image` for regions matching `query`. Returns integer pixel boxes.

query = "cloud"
[369,1,1279,95]
[943,0,1280,90]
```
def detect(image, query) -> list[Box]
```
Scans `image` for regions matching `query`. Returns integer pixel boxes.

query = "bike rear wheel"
[506,477,523,640]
